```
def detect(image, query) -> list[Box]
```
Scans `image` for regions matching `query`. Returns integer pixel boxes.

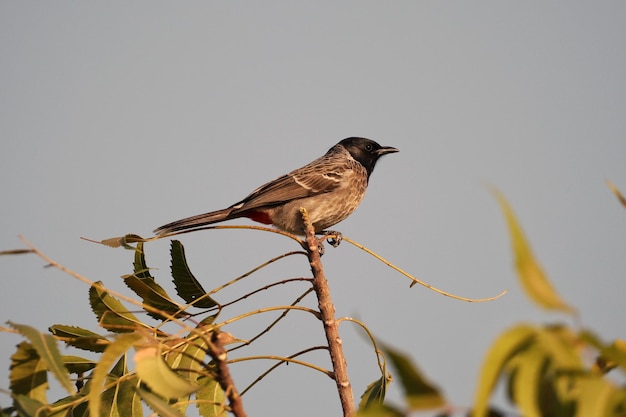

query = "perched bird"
[154,137,398,236]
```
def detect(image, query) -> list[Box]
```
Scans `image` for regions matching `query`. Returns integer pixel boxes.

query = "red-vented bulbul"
[154,137,398,236]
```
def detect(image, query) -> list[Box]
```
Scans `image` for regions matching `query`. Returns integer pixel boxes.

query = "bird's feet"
[321,230,343,248]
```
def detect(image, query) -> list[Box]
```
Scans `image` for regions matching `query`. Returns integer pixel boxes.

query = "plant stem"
[300,209,355,417]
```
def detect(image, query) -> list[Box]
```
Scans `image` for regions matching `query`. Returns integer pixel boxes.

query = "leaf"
[61,356,96,375]
[508,345,547,417]
[358,375,391,410]
[89,282,142,333]
[573,375,617,417]
[471,324,537,417]
[123,274,184,320]
[100,234,147,249]
[88,332,143,417]
[537,326,583,370]
[132,242,154,279]
[166,334,211,384]
[491,188,575,313]
[355,402,405,417]
[196,377,227,417]
[581,331,626,372]
[381,343,445,410]
[8,322,75,395]
[12,394,49,417]
[49,325,109,353]
[137,388,188,417]
[123,242,186,320]
[105,375,142,417]
[170,240,218,309]
[135,345,199,399]
[9,342,48,403]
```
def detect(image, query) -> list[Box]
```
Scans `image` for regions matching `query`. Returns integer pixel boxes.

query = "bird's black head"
[338,137,399,177]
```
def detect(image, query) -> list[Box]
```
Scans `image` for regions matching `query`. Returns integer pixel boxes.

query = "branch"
[209,330,248,417]
[300,208,355,417]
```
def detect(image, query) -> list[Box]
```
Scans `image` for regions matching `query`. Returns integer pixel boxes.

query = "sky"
[2,2,626,416]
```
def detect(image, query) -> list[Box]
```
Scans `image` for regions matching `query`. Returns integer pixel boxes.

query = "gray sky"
[2,2,626,416]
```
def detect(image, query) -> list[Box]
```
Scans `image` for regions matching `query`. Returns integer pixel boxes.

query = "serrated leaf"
[491,188,575,313]
[89,282,142,333]
[358,375,391,410]
[61,356,96,375]
[9,342,48,403]
[137,388,187,417]
[49,325,109,353]
[381,343,445,410]
[88,333,143,417]
[471,324,537,417]
[133,242,153,279]
[123,274,184,320]
[196,377,227,417]
[135,345,199,399]
[9,322,75,395]
[170,240,218,309]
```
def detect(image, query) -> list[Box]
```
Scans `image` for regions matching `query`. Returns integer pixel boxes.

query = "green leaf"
[137,388,188,417]
[100,234,146,249]
[61,356,96,375]
[9,322,75,395]
[89,282,142,333]
[49,325,109,353]
[170,240,218,309]
[100,375,142,417]
[12,394,49,417]
[124,242,186,320]
[358,375,391,410]
[9,342,48,403]
[134,344,199,399]
[471,324,537,417]
[355,402,405,417]
[167,334,211,384]
[381,343,445,410]
[88,332,143,417]
[491,188,575,313]
[133,242,154,279]
[123,274,184,320]
[196,377,227,417]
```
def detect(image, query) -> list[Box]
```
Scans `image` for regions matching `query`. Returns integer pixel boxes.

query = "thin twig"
[300,208,355,417]
[341,236,507,302]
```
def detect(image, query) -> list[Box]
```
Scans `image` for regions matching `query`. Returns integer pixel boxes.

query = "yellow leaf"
[135,345,199,399]
[491,188,575,314]
[472,324,537,417]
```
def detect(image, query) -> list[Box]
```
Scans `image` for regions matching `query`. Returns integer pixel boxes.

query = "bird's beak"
[377,146,399,155]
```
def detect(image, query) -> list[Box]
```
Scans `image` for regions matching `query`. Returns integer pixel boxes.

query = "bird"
[153,137,399,236]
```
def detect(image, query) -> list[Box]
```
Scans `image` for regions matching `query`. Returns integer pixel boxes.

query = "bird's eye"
[365,144,373,151]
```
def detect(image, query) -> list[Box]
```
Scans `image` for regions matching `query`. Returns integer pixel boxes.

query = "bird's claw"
[323,230,343,248]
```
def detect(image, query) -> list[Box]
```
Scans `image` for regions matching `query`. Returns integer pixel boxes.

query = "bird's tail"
[153,208,235,235]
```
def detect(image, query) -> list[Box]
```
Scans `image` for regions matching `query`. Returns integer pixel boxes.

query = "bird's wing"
[232,156,353,211]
